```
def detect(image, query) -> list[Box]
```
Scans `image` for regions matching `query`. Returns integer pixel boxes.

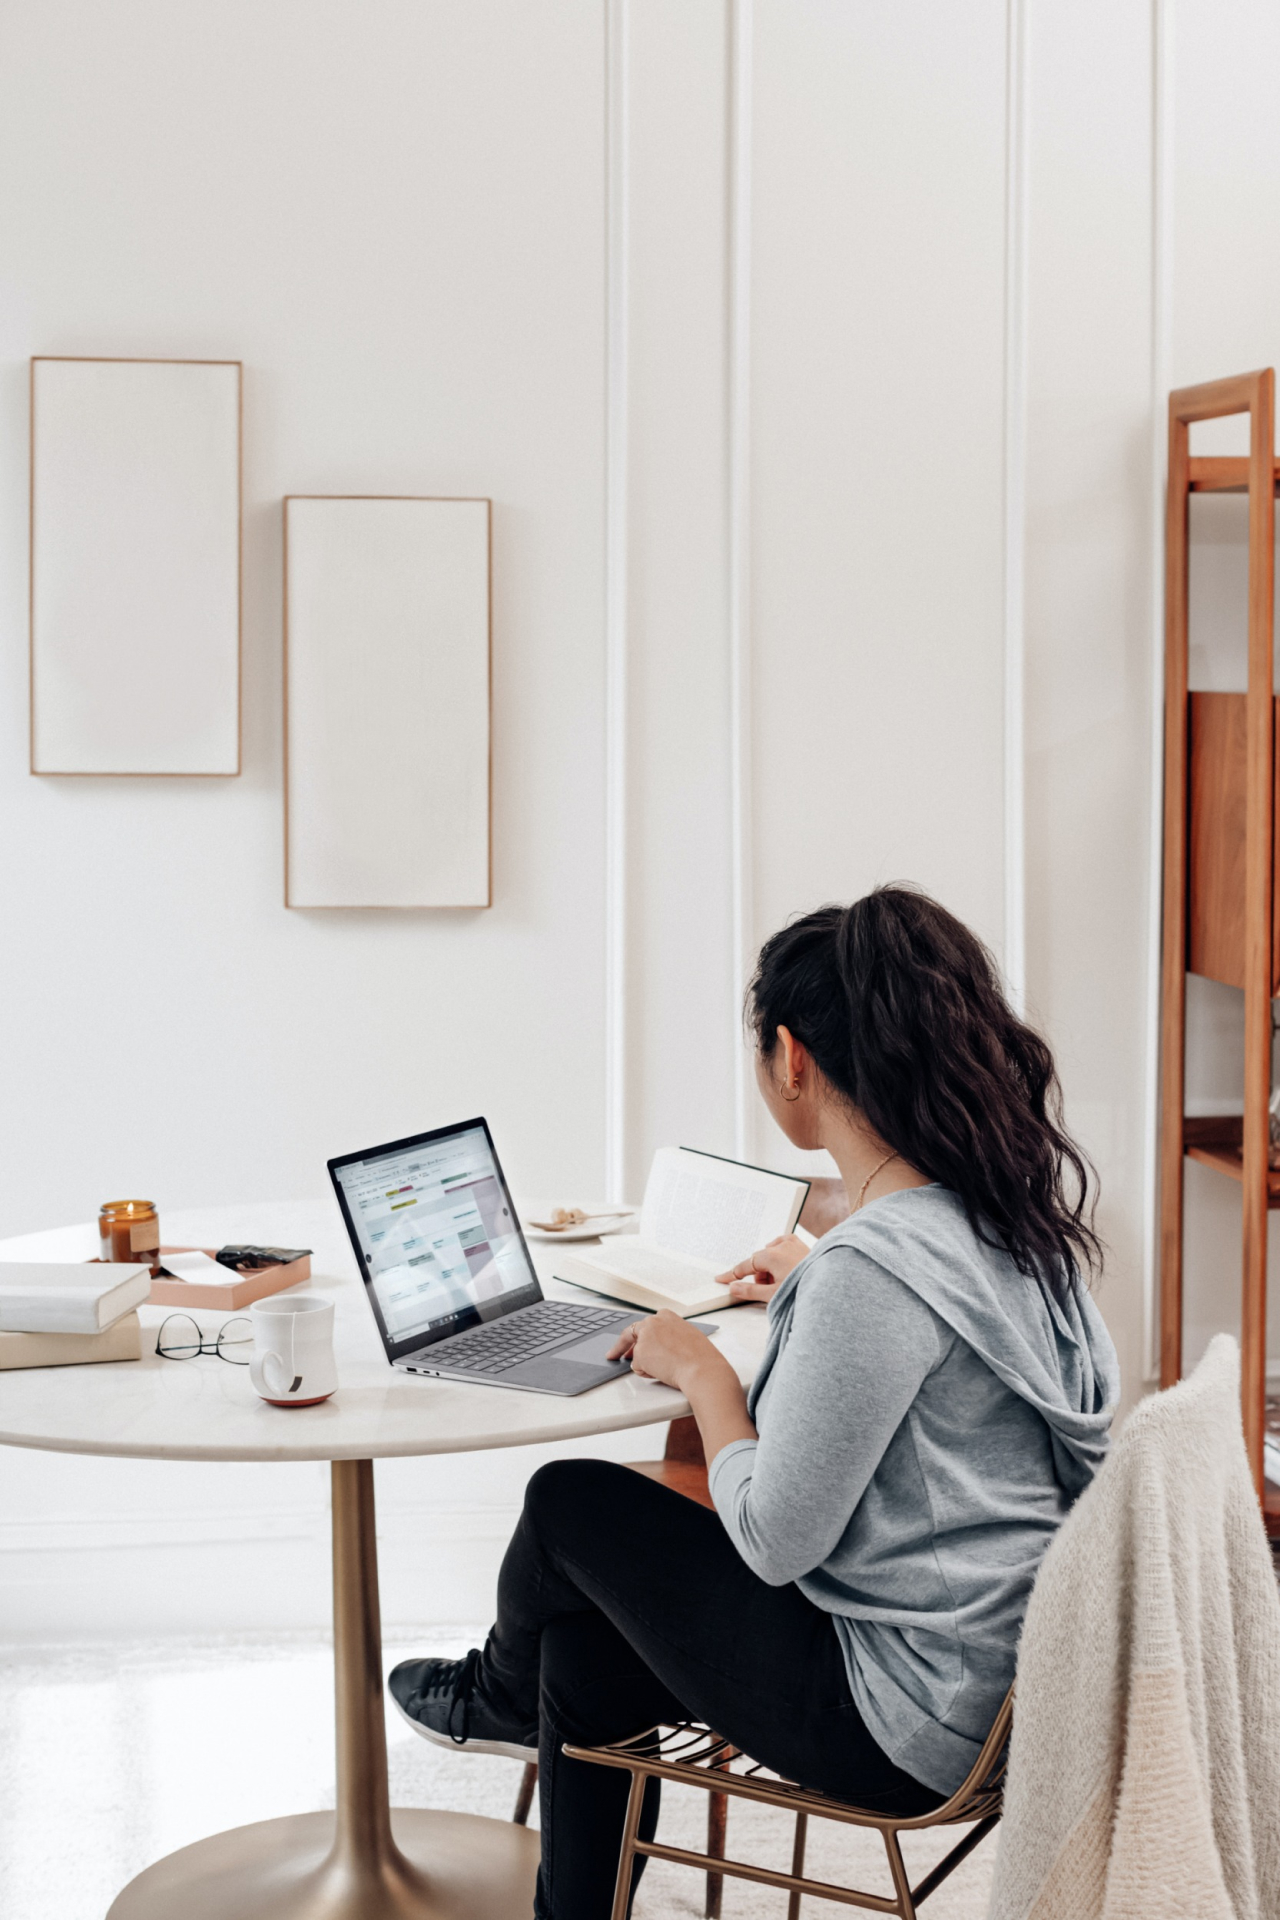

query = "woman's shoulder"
[817,1182,1027,1266]
[795,1185,1023,1329]
[789,1228,951,1337]
[801,1187,1118,1418]
[808,1182,969,1260]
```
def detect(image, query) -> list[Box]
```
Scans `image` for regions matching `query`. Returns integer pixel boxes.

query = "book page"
[575,1237,724,1305]
[639,1149,806,1267]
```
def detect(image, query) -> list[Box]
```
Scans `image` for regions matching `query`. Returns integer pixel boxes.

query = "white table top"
[0,1200,768,1464]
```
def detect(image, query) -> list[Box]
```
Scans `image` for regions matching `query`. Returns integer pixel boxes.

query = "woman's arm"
[606,1312,757,1461]
[710,1258,944,1583]
[609,1258,946,1586]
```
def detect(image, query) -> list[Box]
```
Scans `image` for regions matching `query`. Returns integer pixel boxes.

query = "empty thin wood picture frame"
[284,495,492,908]
[29,356,242,775]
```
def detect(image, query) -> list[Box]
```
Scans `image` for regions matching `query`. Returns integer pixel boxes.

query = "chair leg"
[611,1769,648,1920]
[704,1785,728,1918]
[512,1759,537,1826]
[786,1810,809,1920]
[883,1829,915,1920]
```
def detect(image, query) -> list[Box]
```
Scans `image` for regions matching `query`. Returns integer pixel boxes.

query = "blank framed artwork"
[29,357,242,776]
[284,496,492,909]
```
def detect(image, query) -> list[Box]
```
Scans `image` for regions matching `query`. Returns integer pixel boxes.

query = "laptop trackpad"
[562,1327,632,1364]
[508,1354,629,1394]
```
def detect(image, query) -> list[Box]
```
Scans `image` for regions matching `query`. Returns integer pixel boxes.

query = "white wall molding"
[603,0,630,1202]
[729,0,754,1157]
[1002,0,1029,1010]
[603,1,738,1195]
[1142,0,1174,1384]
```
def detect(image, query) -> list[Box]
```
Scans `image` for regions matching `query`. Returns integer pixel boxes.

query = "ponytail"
[747,888,1100,1296]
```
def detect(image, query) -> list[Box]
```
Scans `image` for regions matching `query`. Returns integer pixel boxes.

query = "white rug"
[0,1634,995,1919]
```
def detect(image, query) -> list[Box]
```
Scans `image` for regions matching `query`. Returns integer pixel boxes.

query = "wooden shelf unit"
[1160,369,1276,1522]
[1183,1116,1280,1205]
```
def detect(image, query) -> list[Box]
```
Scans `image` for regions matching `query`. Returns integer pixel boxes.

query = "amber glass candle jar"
[99,1199,160,1267]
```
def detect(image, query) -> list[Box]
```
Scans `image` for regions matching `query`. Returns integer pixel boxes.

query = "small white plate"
[518,1201,636,1244]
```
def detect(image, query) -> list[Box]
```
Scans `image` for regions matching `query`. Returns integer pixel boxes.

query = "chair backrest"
[988,1335,1280,1920]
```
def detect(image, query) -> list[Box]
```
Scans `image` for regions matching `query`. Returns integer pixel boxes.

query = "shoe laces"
[443,1647,483,1745]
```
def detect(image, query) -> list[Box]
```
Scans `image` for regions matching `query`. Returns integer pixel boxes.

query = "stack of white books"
[0,1262,152,1370]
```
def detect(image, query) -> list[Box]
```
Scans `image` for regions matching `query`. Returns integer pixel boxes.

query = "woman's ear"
[776,1025,809,1096]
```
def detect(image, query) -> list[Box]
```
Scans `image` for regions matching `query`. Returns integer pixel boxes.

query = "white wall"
[0,0,610,1233]
[748,0,1009,994]
[1,0,1276,1638]
[0,0,619,1640]
[613,0,737,1200]
[1020,0,1158,1421]
[1018,0,1280,1400]
[1171,0,1280,1375]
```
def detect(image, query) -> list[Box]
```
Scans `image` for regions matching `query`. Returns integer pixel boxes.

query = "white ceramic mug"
[249,1292,337,1406]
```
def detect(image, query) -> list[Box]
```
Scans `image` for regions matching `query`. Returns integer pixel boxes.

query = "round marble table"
[0,1200,767,1920]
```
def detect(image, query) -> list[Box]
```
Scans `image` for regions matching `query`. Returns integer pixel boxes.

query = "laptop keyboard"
[419,1299,625,1374]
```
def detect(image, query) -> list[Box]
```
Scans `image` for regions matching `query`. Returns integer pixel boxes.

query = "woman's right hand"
[716,1234,809,1304]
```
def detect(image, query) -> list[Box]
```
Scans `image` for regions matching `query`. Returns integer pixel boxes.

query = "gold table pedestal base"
[105,1809,540,1920]
[105,1463,540,1920]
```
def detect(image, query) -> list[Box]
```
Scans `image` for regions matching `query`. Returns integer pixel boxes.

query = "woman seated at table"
[390,887,1119,1920]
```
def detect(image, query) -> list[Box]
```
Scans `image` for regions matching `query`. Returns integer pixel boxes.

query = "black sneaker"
[388,1648,538,1761]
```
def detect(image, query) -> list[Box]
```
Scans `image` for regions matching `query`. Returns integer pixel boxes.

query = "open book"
[550,1147,809,1317]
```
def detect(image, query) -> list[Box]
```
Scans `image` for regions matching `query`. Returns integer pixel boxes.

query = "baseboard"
[0,1509,322,1554]
[0,1503,522,1555]
[0,1505,524,1639]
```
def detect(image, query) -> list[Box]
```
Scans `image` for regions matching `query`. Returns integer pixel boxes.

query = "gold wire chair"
[563,1686,1013,1920]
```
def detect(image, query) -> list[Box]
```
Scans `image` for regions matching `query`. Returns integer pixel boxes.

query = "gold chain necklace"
[854,1150,899,1212]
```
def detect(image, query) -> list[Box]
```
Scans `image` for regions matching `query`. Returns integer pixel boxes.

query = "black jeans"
[483,1458,941,1920]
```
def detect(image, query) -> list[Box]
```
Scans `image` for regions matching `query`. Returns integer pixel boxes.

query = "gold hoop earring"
[780,1082,801,1103]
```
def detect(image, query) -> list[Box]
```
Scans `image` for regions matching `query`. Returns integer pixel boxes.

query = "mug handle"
[251,1348,293,1398]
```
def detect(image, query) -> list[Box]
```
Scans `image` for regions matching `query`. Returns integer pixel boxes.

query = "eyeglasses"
[156,1313,252,1365]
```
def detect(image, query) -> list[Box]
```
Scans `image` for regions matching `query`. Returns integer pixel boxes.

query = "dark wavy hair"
[747,887,1100,1296]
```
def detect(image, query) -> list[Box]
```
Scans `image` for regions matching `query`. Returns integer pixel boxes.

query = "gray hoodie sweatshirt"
[708,1184,1119,1794]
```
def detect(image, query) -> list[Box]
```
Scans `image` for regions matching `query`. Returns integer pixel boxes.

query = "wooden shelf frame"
[1182,1116,1280,1205]
[1188,456,1280,494]
[1161,369,1275,1501]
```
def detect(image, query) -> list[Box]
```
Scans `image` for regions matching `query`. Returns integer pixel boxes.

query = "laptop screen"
[329,1119,542,1359]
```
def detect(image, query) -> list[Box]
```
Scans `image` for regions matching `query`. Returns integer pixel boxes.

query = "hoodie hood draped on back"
[708,1183,1120,1793]
[750,1184,1118,1502]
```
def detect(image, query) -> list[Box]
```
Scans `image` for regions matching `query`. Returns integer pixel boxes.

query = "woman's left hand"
[607,1310,728,1391]
[716,1233,809,1303]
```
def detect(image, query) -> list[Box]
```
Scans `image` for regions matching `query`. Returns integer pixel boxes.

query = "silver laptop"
[329,1118,640,1395]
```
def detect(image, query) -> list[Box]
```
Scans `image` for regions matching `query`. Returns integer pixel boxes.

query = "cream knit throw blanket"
[988,1334,1280,1920]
